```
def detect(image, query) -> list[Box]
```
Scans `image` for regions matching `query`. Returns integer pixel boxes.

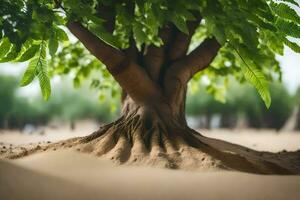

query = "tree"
[1,0,300,174]
[294,87,300,130]
[0,75,18,128]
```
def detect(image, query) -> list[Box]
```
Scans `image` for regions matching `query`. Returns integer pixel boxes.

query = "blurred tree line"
[295,87,300,130]
[0,75,118,130]
[186,81,300,130]
[0,74,299,130]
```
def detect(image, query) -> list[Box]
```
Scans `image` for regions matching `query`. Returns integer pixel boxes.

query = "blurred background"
[0,46,299,152]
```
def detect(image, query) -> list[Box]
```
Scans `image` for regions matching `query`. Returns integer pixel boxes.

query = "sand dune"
[1,150,300,200]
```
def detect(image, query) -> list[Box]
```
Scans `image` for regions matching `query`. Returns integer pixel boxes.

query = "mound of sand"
[1,150,300,200]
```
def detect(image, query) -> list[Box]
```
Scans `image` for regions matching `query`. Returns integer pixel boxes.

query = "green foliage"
[280,0,299,7]
[0,38,11,58]
[284,38,300,52]
[239,57,271,108]
[0,75,18,126]
[270,2,300,23]
[48,32,59,57]
[19,59,37,86]
[0,0,299,107]
[19,40,51,100]
[17,44,40,62]
[49,41,120,102]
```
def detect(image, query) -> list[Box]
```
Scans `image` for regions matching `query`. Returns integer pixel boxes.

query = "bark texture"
[2,19,300,175]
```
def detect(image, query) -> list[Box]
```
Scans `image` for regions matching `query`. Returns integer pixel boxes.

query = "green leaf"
[88,24,121,49]
[39,41,47,60]
[232,44,271,108]
[111,88,117,98]
[284,38,300,52]
[17,45,40,62]
[86,14,105,24]
[248,14,277,32]
[181,10,196,21]
[20,40,51,100]
[242,65,271,108]
[279,0,299,7]
[270,2,300,23]
[37,60,51,100]
[133,22,148,47]
[49,33,59,56]
[170,14,189,34]
[276,18,300,38]
[73,77,81,88]
[20,57,38,86]
[213,24,226,44]
[55,27,68,41]
[0,45,19,63]
[0,38,11,59]
[98,93,106,102]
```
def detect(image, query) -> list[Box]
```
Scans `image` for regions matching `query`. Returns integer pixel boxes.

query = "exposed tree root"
[1,113,300,175]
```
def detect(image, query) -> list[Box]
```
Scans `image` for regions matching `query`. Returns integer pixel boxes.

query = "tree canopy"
[1,0,300,107]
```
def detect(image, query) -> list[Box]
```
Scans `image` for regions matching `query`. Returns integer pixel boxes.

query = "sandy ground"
[201,129,300,152]
[1,124,300,152]
[1,124,300,200]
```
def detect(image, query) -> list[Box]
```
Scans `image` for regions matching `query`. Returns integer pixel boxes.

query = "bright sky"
[277,46,300,93]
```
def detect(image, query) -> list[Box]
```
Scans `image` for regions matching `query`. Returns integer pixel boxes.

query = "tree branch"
[144,25,173,82]
[158,13,202,88]
[67,22,124,68]
[168,14,202,62]
[167,37,221,84]
[164,37,221,104]
[96,4,115,33]
[67,22,165,105]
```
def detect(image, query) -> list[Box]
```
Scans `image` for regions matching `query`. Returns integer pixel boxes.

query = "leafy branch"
[229,43,271,108]
[20,36,51,100]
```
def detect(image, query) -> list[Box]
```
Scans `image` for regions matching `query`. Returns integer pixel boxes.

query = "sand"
[1,127,300,152]
[1,128,300,199]
[1,150,300,200]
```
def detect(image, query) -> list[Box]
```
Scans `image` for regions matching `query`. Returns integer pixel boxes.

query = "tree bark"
[67,22,166,106]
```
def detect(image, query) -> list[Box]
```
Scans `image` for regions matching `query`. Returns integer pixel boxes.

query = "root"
[1,115,300,175]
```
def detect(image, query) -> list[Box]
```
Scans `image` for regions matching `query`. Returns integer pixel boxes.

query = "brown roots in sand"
[1,107,300,175]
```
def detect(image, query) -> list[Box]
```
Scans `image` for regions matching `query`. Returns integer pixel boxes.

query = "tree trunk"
[1,21,300,175]
[2,84,300,174]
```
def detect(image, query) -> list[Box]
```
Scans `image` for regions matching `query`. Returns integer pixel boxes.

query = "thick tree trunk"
[2,20,300,175]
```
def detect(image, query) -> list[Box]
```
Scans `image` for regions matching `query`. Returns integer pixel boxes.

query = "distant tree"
[260,83,293,130]
[7,82,118,128]
[0,75,17,128]
[294,87,300,130]
[1,0,300,172]
[187,82,293,130]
